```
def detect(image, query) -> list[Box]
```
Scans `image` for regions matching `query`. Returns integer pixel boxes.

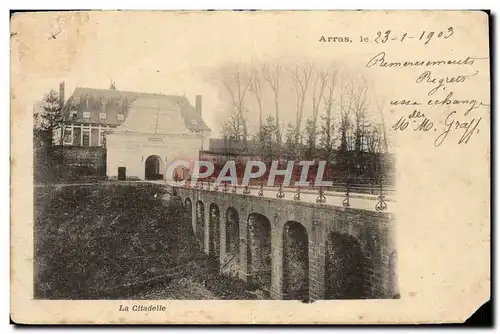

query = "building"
[58,82,211,180]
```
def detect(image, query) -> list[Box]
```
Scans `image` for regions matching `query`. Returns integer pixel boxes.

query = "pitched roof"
[63,87,211,131]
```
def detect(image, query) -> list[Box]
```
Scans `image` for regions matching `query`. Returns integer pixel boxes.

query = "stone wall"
[36,145,107,183]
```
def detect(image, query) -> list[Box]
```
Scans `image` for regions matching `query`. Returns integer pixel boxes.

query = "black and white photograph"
[11,10,490,324]
[33,62,397,302]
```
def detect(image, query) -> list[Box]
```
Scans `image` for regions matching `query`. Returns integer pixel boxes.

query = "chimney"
[59,81,65,106]
[195,95,202,115]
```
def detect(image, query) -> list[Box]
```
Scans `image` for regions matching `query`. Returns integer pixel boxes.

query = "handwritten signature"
[434,111,482,147]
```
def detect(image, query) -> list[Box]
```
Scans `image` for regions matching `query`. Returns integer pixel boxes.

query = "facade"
[58,82,211,180]
[54,82,131,147]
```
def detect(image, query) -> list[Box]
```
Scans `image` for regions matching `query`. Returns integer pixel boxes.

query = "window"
[99,112,107,120]
[63,128,72,145]
[82,129,90,147]
[91,128,99,147]
[73,127,81,146]
[191,120,199,125]
[83,111,91,119]
[100,132,106,147]
[70,110,78,119]
[117,114,125,121]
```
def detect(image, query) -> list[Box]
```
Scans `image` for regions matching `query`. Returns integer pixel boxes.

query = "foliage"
[283,121,297,160]
[222,109,245,142]
[304,117,317,160]
[34,183,252,300]
[34,184,195,299]
[257,115,279,163]
[319,114,336,160]
[34,90,64,136]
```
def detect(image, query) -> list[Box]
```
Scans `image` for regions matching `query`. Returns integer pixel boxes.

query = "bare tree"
[319,113,336,153]
[313,66,338,161]
[248,63,265,132]
[222,109,244,142]
[365,123,383,154]
[262,62,282,143]
[345,77,369,154]
[302,66,329,158]
[291,61,313,146]
[311,66,332,126]
[220,65,251,144]
[374,96,389,153]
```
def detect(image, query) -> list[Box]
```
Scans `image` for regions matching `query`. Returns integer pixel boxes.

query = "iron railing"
[182,178,392,212]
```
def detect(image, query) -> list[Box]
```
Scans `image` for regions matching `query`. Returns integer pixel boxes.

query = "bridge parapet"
[179,180,393,213]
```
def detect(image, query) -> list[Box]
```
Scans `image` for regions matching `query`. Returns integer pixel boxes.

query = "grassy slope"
[34,183,198,299]
[34,183,250,300]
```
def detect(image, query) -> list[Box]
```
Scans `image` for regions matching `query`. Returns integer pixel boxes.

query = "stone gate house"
[55,83,211,180]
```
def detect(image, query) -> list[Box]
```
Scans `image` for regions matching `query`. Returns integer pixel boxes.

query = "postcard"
[10,10,490,324]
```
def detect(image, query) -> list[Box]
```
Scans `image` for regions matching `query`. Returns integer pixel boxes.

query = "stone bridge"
[175,186,398,301]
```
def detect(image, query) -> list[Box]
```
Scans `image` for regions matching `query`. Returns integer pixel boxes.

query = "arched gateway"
[145,155,162,180]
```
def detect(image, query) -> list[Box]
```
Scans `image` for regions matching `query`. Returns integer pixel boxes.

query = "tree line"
[215,61,390,167]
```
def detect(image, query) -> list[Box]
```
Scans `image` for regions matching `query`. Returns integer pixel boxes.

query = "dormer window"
[70,110,78,119]
[117,114,125,121]
[99,112,107,120]
[83,111,91,119]
[191,120,199,125]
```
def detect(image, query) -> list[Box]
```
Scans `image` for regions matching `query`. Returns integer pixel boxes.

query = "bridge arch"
[225,207,240,256]
[325,231,368,299]
[195,200,205,250]
[247,213,272,297]
[282,221,309,301]
[209,203,221,261]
